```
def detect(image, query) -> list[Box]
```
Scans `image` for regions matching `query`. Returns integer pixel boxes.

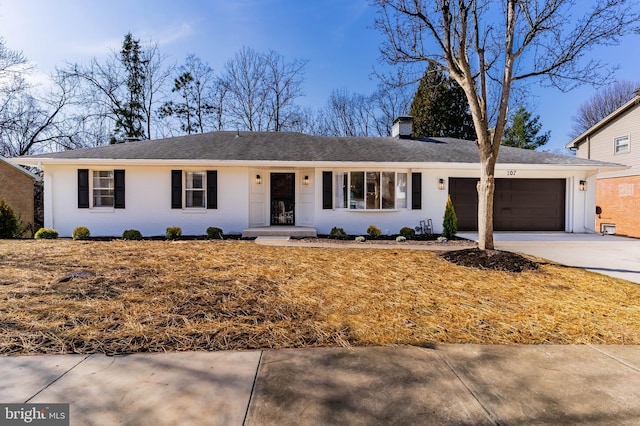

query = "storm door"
[270,173,295,225]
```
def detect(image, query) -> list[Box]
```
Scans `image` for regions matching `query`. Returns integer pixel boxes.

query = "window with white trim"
[93,170,114,207]
[334,171,408,209]
[185,171,206,208]
[614,136,630,154]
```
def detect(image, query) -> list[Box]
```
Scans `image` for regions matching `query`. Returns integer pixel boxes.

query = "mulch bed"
[440,248,540,272]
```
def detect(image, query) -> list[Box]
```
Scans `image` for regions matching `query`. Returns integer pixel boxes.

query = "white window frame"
[184,171,206,209]
[335,171,408,210]
[92,170,114,208]
[614,135,630,155]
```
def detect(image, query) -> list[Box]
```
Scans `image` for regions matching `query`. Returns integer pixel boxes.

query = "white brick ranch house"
[12,118,621,238]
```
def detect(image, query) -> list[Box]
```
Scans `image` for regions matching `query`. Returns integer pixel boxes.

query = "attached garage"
[449,178,566,231]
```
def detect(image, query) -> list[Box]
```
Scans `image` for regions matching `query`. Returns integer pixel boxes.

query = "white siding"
[575,104,640,178]
[46,164,250,237]
[43,163,596,237]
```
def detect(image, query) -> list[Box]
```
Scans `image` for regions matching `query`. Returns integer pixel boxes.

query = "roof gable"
[0,157,39,181]
[567,96,640,149]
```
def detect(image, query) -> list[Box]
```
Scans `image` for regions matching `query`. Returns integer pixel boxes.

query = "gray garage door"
[449,178,566,231]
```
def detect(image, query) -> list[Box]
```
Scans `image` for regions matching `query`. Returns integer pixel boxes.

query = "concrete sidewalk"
[2,345,639,425]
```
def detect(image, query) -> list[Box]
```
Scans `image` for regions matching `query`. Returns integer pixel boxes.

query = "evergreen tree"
[502,106,550,150]
[409,64,475,139]
[112,33,146,143]
[442,195,457,239]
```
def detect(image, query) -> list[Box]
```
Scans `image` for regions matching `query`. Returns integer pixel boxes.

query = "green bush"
[206,226,224,239]
[122,229,143,240]
[165,226,182,240]
[72,226,90,240]
[442,195,458,239]
[399,226,416,240]
[329,226,348,239]
[366,225,381,239]
[0,199,21,238]
[34,228,58,239]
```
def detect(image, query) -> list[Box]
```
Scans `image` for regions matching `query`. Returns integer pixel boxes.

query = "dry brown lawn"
[0,239,638,355]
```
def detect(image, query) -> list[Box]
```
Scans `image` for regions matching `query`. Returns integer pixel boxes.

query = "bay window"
[334,171,408,210]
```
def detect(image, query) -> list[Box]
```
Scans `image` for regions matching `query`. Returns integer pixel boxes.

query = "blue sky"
[1,0,638,153]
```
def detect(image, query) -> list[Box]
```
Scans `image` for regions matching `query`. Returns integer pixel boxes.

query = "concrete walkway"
[458,232,640,284]
[2,345,640,425]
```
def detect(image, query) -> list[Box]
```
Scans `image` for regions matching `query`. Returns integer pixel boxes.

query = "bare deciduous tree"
[319,88,377,137]
[0,72,81,157]
[372,83,412,136]
[374,0,640,249]
[263,50,308,131]
[571,80,640,138]
[222,47,270,131]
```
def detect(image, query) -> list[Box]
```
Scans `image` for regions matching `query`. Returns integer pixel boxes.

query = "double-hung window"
[93,171,114,207]
[614,136,630,154]
[185,171,206,208]
[334,171,408,210]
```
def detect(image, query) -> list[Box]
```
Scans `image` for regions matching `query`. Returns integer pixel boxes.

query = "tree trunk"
[477,148,497,250]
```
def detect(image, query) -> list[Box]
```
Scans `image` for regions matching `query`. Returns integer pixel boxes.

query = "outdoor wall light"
[579,180,587,191]
[303,175,310,185]
[256,174,262,185]
[438,178,445,190]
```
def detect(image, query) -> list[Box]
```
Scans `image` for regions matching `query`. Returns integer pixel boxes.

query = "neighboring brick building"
[0,157,39,237]
[567,94,640,238]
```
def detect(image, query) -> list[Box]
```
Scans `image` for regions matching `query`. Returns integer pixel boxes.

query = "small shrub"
[366,225,381,239]
[0,199,21,238]
[72,226,90,240]
[355,236,366,243]
[442,195,458,239]
[34,228,58,239]
[122,229,143,240]
[329,226,348,239]
[206,226,224,239]
[399,226,416,240]
[396,235,407,243]
[165,226,182,240]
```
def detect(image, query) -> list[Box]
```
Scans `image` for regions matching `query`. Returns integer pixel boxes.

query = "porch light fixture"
[256,174,262,185]
[303,175,309,185]
[579,180,587,191]
[438,178,445,190]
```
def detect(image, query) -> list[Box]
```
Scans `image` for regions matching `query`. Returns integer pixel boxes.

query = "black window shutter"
[411,172,422,210]
[207,171,217,209]
[78,169,89,208]
[171,170,182,209]
[114,169,125,209]
[322,171,332,209]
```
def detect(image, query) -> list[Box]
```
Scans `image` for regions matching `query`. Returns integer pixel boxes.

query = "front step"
[241,226,317,238]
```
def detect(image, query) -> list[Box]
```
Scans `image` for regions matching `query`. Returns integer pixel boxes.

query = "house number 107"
[507,170,516,176]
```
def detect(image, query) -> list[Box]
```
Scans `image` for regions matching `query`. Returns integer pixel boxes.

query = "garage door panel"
[450,178,565,231]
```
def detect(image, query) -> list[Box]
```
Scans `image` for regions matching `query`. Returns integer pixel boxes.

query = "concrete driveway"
[458,232,640,284]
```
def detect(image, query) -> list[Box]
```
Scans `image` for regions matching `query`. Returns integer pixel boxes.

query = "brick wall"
[596,175,640,238]
[0,162,35,237]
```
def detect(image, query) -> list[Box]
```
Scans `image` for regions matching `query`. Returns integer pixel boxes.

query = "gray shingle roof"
[20,131,619,167]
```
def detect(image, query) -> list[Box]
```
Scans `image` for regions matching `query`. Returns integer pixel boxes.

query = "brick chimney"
[392,116,414,139]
